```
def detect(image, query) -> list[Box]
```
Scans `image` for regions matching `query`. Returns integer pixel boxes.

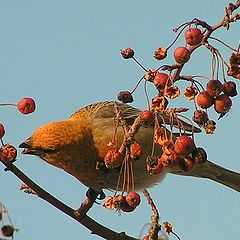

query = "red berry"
[0,123,5,139]
[1,225,15,237]
[130,143,143,160]
[153,73,170,90]
[179,156,196,172]
[120,48,134,59]
[174,135,196,156]
[214,94,232,113]
[104,150,123,169]
[197,91,214,109]
[0,144,17,163]
[17,97,36,114]
[206,80,223,97]
[174,46,190,64]
[223,81,238,97]
[125,192,141,208]
[185,28,203,46]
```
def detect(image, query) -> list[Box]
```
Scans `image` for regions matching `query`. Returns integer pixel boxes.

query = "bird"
[19,101,240,194]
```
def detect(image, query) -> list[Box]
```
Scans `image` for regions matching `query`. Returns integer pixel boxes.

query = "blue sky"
[0,1,240,239]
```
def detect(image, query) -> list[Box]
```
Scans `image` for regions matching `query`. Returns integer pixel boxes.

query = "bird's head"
[19,119,92,166]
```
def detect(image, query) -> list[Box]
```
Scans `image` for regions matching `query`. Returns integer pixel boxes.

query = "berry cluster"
[104,191,141,213]
[140,107,207,175]
[196,79,236,121]
[102,106,144,212]
[104,142,143,169]
[146,132,207,175]
[119,21,239,134]
[104,17,240,214]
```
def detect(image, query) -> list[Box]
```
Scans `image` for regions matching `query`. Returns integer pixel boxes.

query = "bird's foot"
[74,188,106,218]
[86,188,106,202]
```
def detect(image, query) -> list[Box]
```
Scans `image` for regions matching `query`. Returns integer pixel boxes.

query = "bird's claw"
[86,188,105,203]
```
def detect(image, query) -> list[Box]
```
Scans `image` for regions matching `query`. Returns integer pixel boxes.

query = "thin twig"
[142,189,161,240]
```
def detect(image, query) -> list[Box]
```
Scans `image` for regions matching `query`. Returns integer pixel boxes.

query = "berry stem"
[0,104,17,107]
[178,75,206,91]
[172,231,181,240]
[122,156,128,193]
[220,54,227,82]
[211,52,217,79]
[132,56,148,72]
[130,75,145,94]
[193,97,198,111]
[215,49,229,67]
[214,51,220,80]
[176,114,195,138]
[114,159,125,195]
[174,113,185,135]
[172,21,192,33]
[192,75,211,81]
[130,161,135,192]
[126,157,130,193]
[209,36,238,52]
[0,203,14,226]
[144,80,151,110]
[167,23,190,50]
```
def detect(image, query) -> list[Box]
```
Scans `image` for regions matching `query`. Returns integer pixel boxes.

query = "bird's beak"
[19,141,37,155]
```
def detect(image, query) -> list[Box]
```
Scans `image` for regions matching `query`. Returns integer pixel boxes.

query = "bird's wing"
[85,101,142,124]
[71,101,200,133]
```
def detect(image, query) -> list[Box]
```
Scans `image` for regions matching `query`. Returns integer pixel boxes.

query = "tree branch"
[142,189,161,240]
[0,160,138,240]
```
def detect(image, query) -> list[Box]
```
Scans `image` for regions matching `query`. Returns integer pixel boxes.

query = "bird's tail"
[171,160,240,192]
[203,161,240,192]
